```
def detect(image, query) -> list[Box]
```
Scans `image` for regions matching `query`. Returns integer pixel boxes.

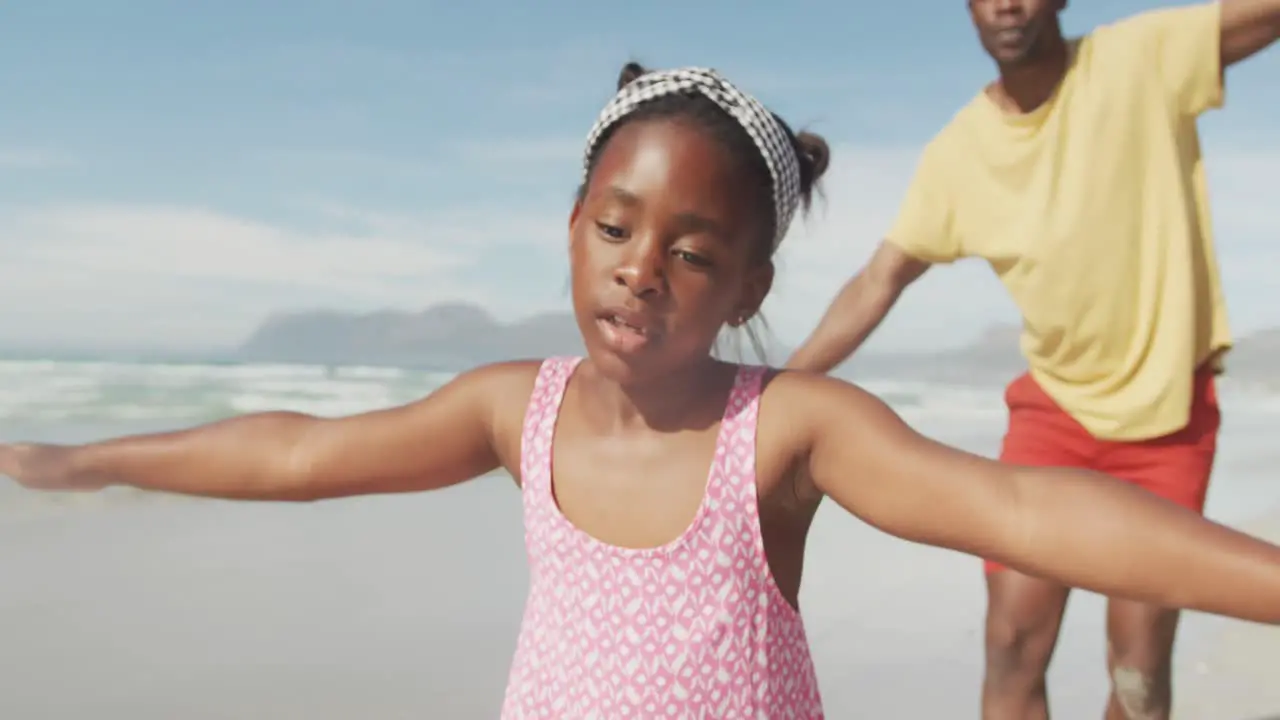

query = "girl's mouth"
[598,313,653,353]
[604,313,647,335]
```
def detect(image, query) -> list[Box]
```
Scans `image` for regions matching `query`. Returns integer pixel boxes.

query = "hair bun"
[617,62,649,91]
[794,132,831,187]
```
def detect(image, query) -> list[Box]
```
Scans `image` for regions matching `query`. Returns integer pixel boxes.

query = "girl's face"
[568,119,774,385]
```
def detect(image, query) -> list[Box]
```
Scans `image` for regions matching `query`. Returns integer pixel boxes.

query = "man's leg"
[1103,600,1180,720]
[983,373,1095,719]
[984,569,1071,719]
[1097,367,1219,720]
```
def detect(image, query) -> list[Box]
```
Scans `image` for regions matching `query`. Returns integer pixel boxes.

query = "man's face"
[968,0,1066,66]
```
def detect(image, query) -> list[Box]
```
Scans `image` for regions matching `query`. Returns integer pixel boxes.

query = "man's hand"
[0,443,96,492]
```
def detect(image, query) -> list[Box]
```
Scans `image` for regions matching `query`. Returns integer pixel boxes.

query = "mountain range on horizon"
[236,303,586,370]
[231,302,1280,385]
[3,301,1275,386]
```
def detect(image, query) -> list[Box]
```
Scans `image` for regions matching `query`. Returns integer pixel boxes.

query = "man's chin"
[997,53,1044,73]
[996,33,1055,68]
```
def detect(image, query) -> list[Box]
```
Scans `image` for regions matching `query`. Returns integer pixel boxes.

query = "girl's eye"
[595,221,626,240]
[674,249,712,267]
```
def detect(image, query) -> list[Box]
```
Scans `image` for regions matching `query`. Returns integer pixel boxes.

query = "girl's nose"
[612,237,666,297]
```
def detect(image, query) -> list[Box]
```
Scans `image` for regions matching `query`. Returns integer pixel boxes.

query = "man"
[787,1,1278,718]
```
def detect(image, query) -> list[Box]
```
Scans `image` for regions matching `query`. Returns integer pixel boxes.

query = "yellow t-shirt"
[888,2,1231,441]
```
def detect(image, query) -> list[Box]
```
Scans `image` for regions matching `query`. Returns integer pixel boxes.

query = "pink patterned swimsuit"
[500,357,824,718]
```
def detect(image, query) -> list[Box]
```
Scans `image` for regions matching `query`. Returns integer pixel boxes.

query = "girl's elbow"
[245,413,330,499]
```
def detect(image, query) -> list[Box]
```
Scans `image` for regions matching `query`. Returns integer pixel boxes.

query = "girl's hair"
[576,62,832,362]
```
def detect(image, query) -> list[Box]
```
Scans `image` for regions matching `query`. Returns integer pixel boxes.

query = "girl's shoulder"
[758,367,851,405]
[458,358,545,390]
[443,359,547,424]
[467,359,546,412]
[756,369,884,451]
[451,359,548,479]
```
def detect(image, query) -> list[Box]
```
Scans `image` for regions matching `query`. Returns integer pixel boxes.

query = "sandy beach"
[3,474,1278,717]
[1,385,1278,718]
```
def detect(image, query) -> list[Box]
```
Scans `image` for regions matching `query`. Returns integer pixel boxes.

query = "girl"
[3,63,1279,719]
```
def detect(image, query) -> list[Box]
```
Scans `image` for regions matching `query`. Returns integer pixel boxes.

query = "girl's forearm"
[1007,466,1280,623]
[62,412,321,500]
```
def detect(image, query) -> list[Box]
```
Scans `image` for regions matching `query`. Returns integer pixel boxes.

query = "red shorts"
[984,367,1221,574]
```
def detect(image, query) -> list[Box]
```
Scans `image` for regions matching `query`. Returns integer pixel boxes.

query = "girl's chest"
[539,417,811,610]
[539,398,804,544]
[549,426,733,551]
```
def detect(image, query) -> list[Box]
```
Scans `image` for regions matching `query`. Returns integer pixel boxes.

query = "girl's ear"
[568,200,583,249]
[569,199,583,229]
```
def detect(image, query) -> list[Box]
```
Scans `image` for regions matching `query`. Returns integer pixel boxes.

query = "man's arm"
[787,140,957,374]
[1221,0,1280,66]
[785,241,929,374]
[1124,0,1278,114]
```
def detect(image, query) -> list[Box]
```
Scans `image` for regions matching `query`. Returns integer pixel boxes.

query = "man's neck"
[989,37,1071,114]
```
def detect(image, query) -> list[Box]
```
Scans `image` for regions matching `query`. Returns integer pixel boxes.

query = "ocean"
[0,357,1013,428]
[2,358,1278,718]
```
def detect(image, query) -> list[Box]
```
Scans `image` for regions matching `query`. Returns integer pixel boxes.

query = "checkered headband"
[582,67,803,250]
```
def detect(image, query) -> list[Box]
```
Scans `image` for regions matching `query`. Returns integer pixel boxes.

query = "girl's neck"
[575,357,734,434]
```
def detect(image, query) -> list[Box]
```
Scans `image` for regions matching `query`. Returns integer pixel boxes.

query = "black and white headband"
[582,67,803,250]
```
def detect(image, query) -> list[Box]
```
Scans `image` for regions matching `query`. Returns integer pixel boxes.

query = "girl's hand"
[0,443,96,491]
[0,360,537,503]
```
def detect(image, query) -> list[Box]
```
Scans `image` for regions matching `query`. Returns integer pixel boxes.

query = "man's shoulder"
[935,93,988,134]
[916,95,989,164]
[1081,5,1207,55]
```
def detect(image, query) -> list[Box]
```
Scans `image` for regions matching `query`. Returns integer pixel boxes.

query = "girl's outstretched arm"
[0,361,537,502]
[778,371,1280,624]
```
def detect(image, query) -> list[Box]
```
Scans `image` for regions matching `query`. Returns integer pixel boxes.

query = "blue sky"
[0,0,1276,354]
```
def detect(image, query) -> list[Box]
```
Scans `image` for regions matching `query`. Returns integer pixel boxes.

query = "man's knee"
[985,611,1060,678]
[983,572,1069,682]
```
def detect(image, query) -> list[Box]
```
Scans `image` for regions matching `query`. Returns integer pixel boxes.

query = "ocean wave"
[0,359,1274,427]
[0,359,448,423]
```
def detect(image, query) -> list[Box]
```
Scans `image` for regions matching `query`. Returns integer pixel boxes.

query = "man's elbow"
[1252,0,1280,44]
[858,260,921,318]
[858,267,909,314]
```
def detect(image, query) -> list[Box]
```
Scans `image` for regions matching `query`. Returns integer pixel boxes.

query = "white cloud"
[0,147,72,170]
[0,203,558,351]
[1,137,1275,356]
[452,137,581,168]
[14,204,459,289]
